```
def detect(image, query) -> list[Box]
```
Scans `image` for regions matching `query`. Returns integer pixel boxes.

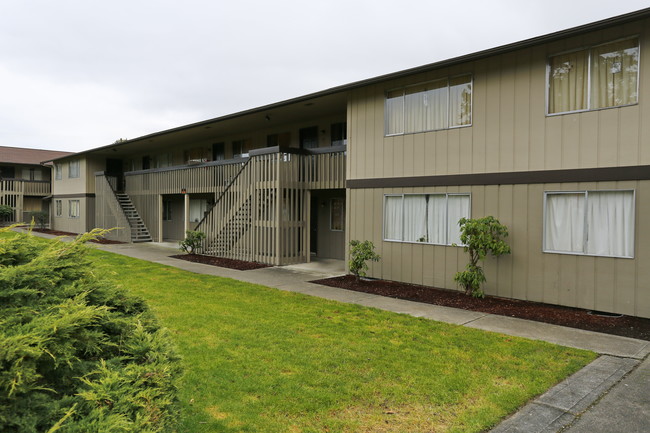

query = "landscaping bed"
[311,275,650,341]
[170,253,270,270]
[31,228,126,244]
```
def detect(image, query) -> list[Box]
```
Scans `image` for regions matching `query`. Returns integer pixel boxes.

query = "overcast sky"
[1,1,648,153]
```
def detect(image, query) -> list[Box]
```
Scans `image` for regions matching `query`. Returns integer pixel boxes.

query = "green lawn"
[81,246,596,433]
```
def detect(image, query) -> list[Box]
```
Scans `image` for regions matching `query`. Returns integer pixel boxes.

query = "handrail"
[194,157,253,229]
[96,172,132,228]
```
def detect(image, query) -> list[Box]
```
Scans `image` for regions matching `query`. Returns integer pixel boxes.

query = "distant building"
[0,146,72,225]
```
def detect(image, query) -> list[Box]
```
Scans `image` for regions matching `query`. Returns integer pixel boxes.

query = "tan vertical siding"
[348,181,650,318]
[348,20,650,181]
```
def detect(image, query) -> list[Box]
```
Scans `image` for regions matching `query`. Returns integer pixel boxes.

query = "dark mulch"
[311,275,650,341]
[29,228,126,244]
[170,254,270,271]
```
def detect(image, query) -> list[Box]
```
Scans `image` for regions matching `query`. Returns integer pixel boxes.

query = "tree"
[453,216,511,298]
[348,240,380,278]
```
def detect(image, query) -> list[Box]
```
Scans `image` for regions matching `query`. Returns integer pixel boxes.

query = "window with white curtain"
[68,200,80,218]
[548,38,639,114]
[384,193,470,245]
[189,199,208,223]
[544,190,634,258]
[68,160,80,178]
[385,74,472,136]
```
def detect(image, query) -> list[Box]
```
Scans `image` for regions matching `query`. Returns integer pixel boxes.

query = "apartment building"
[50,8,650,317]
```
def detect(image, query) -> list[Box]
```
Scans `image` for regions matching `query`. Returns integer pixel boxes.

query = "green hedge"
[0,228,181,432]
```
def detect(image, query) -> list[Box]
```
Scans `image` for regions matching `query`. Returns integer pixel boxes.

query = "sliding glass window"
[548,38,639,114]
[385,74,472,136]
[384,193,470,245]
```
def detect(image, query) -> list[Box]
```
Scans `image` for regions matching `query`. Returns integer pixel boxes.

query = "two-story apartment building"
[50,8,650,318]
[0,146,72,224]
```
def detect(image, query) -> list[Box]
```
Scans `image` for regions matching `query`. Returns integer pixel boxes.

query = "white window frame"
[68,160,80,178]
[68,200,80,218]
[384,74,473,136]
[383,193,471,246]
[546,37,640,116]
[55,164,62,180]
[55,200,62,217]
[543,189,635,259]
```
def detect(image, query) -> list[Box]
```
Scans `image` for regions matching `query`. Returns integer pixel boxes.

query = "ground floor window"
[384,193,470,245]
[189,199,208,223]
[55,200,62,217]
[544,190,634,258]
[68,200,80,218]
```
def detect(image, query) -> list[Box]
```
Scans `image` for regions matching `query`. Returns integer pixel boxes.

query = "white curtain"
[447,195,470,245]
[586,191,634,257]
[548,50,588,113]
[449,76,472,126]
[385,90,404,135]
[545,193,585,253]
[403,195,428,242]
[427,195,447,244]
[190,199,208,223]
[384,196,403,240]
[405,87,427,133]
[425,80,448,131]
[590,39,638,109]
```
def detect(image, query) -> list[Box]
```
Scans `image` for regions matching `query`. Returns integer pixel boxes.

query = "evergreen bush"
[0,227,181,432]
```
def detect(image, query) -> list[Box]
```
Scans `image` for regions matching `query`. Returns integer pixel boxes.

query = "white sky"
[1,0,648,152]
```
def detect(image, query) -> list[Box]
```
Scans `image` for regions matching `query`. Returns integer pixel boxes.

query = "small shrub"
[349,240,380,278]
[32,211,49,229]
[0,204,13,221]
[179,230,206,254]
[453,216,511,298]
[0,227,181,432]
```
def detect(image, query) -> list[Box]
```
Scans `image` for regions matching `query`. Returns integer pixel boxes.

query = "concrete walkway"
[19,231,650,432]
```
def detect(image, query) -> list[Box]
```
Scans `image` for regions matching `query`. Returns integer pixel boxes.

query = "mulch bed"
[170,254,270,271]
[311,275,650,341]
[29,228,126,244]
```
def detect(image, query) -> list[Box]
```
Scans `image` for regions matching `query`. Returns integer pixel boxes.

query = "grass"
[80,246,596,433]
[0,231,596,432]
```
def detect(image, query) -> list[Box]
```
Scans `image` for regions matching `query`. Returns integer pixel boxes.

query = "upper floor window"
[385,74,472,136]
[331,122,347,146]
[55,164,62,180]
[548,38,639,114]
[68,160,80,178]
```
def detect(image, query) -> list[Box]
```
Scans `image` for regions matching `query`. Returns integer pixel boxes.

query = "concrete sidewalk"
[20,231,650,432]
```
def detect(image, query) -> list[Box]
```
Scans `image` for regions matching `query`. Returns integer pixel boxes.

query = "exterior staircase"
[115,193,152,242]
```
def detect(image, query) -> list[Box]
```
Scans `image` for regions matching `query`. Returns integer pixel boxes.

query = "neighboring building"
[0,146,72,224]
[50,8,650,318]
